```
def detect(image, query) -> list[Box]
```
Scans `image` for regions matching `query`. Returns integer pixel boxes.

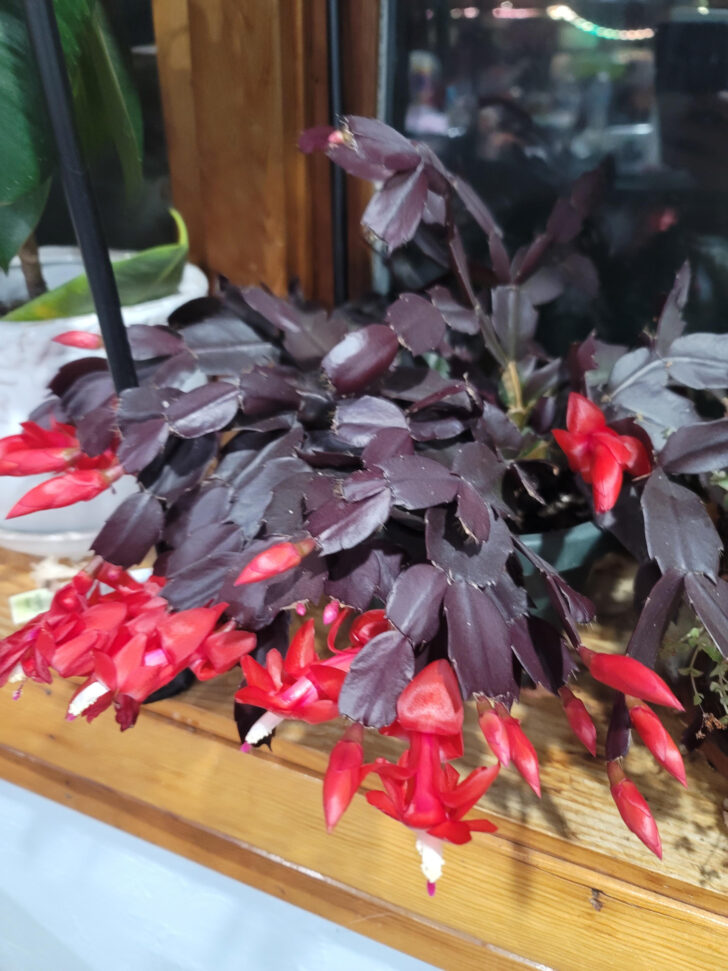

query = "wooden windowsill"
[0,551,727,970]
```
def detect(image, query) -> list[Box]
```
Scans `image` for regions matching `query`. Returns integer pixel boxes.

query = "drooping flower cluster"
[553,393,652,513]
[0,419,123,519]
[0,559,255,729]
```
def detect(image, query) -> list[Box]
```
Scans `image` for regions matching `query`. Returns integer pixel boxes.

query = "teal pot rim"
[517,520,613,578]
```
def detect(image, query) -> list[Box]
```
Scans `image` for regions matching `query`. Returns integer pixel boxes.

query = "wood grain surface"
[0,549,727,970]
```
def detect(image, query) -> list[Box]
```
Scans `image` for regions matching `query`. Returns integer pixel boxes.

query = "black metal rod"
[23,0,138,392]
[326,0,348,305]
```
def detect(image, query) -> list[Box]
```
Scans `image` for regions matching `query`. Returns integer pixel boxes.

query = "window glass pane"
[392,2,728,345]
[37,0,174,253]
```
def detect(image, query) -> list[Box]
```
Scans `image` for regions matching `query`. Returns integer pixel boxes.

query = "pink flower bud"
[322,600,340,626]
[607,761,662,858]
[579,646,683,711]
[629,703,687,787]
[52,331,103,350]
[234,538,315,585]
[295,602,307,616]
[559,686,597,757]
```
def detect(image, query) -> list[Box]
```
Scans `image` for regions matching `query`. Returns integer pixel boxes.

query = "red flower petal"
[592,429,632,465]
[440,763,500,817]
[465,817,498,834]
[590,441,623,513]
[566,392,606,435]
[240,655,275,693]
[620,435,652,477]
[427,820,472,845]
[365,788,401,821]
[283,619,316,677]
[552,429,592,478]
[396,659,463,736]
[157,604,227,666]
[306,663,347,700]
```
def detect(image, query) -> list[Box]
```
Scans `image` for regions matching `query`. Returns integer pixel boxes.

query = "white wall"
[0,779,435,971]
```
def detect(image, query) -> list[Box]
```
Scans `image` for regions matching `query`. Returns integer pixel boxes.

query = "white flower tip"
[68,680,108,718]
[8,662,25,685]
[415,832,445,885]
[244,711,284,746]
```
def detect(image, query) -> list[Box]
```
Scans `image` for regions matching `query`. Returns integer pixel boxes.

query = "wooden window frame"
[151,0,380,305]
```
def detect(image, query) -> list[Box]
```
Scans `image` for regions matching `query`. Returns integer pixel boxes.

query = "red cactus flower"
[607,760,662,858]
[366,732,499,892]
[323,723,365,831]
[628,703,687,787]
[1,559,251,730]
[363,661,499,892]
[236,615,368,745]
[559,686,597,757]
[52,330,103,349]
[234,538,316,585]
[553,393,651,513]
[579,645,683,710]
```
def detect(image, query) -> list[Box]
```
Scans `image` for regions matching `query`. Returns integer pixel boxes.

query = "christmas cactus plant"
[2,116,728,891]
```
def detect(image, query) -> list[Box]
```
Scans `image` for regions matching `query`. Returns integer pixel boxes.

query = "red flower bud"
[498,706,541,797]
[559,686,597,757]
[476,702,511,766]
[579,646,683,711]
[234,539,315,585]
[6,465,123,519]
[629,703,687,787]
[52,331,103,350]
[0,446,80,476]
[323,723,364,831]
[607,761,662,858]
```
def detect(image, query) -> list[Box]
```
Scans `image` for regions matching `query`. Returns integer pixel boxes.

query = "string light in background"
[546,4,655,40]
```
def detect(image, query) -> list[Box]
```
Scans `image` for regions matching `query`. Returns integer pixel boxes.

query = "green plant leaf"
[74,5,143,195]
[2,210,189,321]
[0,0,142,263]
[0,179,51,272]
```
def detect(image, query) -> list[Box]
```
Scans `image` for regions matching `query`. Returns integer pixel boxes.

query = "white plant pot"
[0,246,208,559]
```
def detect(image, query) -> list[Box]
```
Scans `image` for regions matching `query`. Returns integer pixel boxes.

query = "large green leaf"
[73,4,143,195]
[2,210,189,321]
[0,180,51,272]
[0,0,142,263]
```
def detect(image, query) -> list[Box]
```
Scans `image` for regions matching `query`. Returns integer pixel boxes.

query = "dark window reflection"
[392,2,728,347]
[37,0,174,253]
